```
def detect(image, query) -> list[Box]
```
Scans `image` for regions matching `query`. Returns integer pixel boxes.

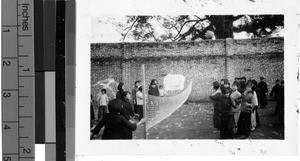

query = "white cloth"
[136,91,143,105]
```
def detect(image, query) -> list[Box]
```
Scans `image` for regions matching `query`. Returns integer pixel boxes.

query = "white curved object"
[146,81,193,130]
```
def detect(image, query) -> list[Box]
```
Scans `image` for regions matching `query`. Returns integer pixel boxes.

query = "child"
[158,85,166,97]
[210,86,235,139]
[97,89,109,120]
[230,81,242,133]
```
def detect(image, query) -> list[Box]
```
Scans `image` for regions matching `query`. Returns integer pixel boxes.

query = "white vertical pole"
[141,64,147,139]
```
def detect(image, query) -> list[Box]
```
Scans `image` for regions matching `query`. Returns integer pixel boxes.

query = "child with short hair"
[158,85,166,97]
[97,89,109,120]
[210,86,235,139]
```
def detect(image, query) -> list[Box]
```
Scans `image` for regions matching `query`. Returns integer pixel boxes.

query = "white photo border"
[76,0,299,157]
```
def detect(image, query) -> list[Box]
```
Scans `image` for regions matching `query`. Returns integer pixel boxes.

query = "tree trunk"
[210,15,234,39]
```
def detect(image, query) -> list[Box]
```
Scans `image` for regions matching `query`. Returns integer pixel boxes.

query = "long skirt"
[213,101,220,130]
[135,105,144,121]
[237,111,251,137]
[220,114,235,139]
[259,93,268,107]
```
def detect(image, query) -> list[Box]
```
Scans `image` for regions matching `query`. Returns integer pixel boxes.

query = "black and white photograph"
[89,15,285,140]
[75,0,299,158]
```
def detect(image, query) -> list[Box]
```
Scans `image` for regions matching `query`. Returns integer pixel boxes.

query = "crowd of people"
[89,76,284,140]
[210,77,284,139]
[90,79,166,140]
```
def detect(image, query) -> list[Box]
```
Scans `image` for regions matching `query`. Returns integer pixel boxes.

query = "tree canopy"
[115,15,283,42]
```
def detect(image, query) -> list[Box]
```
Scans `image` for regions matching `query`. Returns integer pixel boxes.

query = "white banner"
[163,74,186,91]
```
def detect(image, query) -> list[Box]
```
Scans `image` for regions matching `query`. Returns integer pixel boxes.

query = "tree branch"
[120,17,139,42]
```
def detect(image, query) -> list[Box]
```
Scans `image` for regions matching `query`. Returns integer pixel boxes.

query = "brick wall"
[91,37,284,101]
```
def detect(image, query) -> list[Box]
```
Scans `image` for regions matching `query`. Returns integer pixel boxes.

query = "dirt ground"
[92,101,284,140]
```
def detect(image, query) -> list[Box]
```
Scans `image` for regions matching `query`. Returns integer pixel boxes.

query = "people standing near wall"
[116,82,125,100]
[132,80,141,112]
[148,79,159,96]
[212,81,221,131]
[210,86,235,139]
[158,85,166,97]
[90,99,146,140]
[258,77,269,109]
[96,89,109,120]
[230,81,242,134]
[238,77,246,94]
[136,86,144,121]
[237,82,256,139]
[120,91,140,139]
[270,79,281,115]
[250,80,260,131]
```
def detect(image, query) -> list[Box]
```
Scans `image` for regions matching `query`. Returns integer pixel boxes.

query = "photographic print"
[89,15,284,140]
[75,0,298,157]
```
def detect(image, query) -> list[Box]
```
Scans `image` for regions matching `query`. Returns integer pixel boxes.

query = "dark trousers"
[135,105,144,121]
[259,93,268,107]
[90,104,95,128]
[237,111,251,137]
[98,105,108,120]
[220,114,235,139]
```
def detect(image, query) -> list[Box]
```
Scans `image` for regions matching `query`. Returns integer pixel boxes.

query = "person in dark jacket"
[210,86,235,139]
[148,79,159,96]
[120,91,140,139]
[90,99,145,140]
[258,77,268,108]
[277,80,284,125]
[116,82,124,99]
[211,81,221,130]
[270,79,281,115]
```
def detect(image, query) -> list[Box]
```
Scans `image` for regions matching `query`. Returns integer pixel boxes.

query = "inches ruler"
[1,0,35,160]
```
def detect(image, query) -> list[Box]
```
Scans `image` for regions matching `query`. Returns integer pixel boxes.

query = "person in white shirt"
[97,89,109,120]
[158,85,166,97]
[135,86,144,121]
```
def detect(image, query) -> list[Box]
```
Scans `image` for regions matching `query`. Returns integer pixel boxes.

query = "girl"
[116,82,124,99]
[136,86,144,121]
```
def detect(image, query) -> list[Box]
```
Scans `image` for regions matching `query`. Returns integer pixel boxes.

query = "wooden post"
[141,64,147,139]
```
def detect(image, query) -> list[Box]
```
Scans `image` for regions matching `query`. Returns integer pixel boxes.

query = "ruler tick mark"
[19,105,25,108]
[18,45,24,47]
[18,34,32,37]
[19,116,33,118]
[19,95,29,98]
[3,153,18,155]
[18,75,34,77]
[19,65,24,67]
[19,136,29,139]
[3,89,18,91]
[3,121,18,123]
[18,55,28,57]
[2,25,20,27]
[19,126,25,128]
[3,57,18,59]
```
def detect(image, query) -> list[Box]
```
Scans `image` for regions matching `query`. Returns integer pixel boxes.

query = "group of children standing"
[210,77,284,139]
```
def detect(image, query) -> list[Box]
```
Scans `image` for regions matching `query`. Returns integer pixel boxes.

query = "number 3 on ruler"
[3,156,11,161]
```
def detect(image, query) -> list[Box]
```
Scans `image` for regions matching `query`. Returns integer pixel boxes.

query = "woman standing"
[116,82,124,99]
[148,79,159,96]
[136,86,144,121]
[120,91,140,139]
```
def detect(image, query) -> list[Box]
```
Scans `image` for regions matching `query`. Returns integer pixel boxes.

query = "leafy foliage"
[115,15,283,42]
